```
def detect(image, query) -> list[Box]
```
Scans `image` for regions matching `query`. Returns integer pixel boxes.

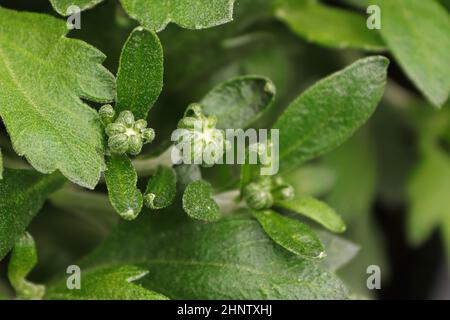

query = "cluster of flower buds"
[243,176,294,210]
[99,105,155,156]
[174,103,230,167]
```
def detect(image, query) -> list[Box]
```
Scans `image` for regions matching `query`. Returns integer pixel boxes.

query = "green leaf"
[182,180,220,222]
[324,128,377,222]
[201,76,276,129]
[377,0,450,107]
[276,0,385,51]
[116,27,164,120]
[252,209,324,258]
[120,0,236,32]
[144,166,177,210]
[277,197,346,233]
[8,232,45,300]
[0,8,115,189]
[83,212,349,299]
[49,0,104,15]
[407,147,450,245]
[105,155,143,221]
[46,265,168,300]
[0,169,65,260]
[317,231,359,272]
[273,56,388,173]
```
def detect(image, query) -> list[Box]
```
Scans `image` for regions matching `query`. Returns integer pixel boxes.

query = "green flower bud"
[99,104,116,126]
[243,182,274,210]
[116,110,135,127]
[178,117,199,130]
[104,109,155,156]
[206,115,218,129]
[105,123,126,137]
[272,184,295,201]
[142,128,155,144]
[134,119,148,131]
[270,176,295,201]
[108,134,129,154]
[175,104,227,167]
[185,103,203,118]
[128,134,143,156]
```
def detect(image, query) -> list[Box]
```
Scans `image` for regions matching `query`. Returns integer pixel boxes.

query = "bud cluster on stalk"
[99,105,155,156]
[243,176,294,210]
[174,103,230,167]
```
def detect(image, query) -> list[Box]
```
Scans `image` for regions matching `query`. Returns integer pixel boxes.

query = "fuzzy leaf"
[252,209,324,258]
[277,197,346,233]
[120,0,236,32]
[273,56,388,173]
[377,0,450,107]
[182,180,220,222]
[276,0,385,51]
[201,76,276,129]
[105,155,143,221]
[8,232,45,299]
[116,27,164,120]
[144,166,177,210]
[46,265,168,300]
[82,212,349,299]
[49,0,104,15]
[0,8,115,189]
[0,169,65,260]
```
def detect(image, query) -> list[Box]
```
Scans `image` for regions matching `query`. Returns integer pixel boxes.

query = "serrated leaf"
[120,0,236,32]
[144,166,177,210]
[201,76,276,129]
[252,209,324,258]
[273,56,388,173]
[49,0,104,15]
[0,169,65,260]
[277,197,346,233]
[377,0,450,107]
[82,211,349,299]
[276,0,385,51]
[407,147,450,246]
[317,231,359,272]
[46,265,168,300]
[116,27,163,120]
[8,232,45,300]
[182,180,220,222]
[105,155,143,221]
[0,8,115,189]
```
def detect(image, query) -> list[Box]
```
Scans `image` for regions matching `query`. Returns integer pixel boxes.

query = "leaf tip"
[144,193,157,209]
[120,208,139,221]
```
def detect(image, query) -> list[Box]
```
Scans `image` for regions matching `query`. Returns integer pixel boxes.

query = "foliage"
[0,0,449,300]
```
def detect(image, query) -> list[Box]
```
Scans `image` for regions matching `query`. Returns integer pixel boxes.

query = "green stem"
[133,147,174,177]
[214,189,245,215]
